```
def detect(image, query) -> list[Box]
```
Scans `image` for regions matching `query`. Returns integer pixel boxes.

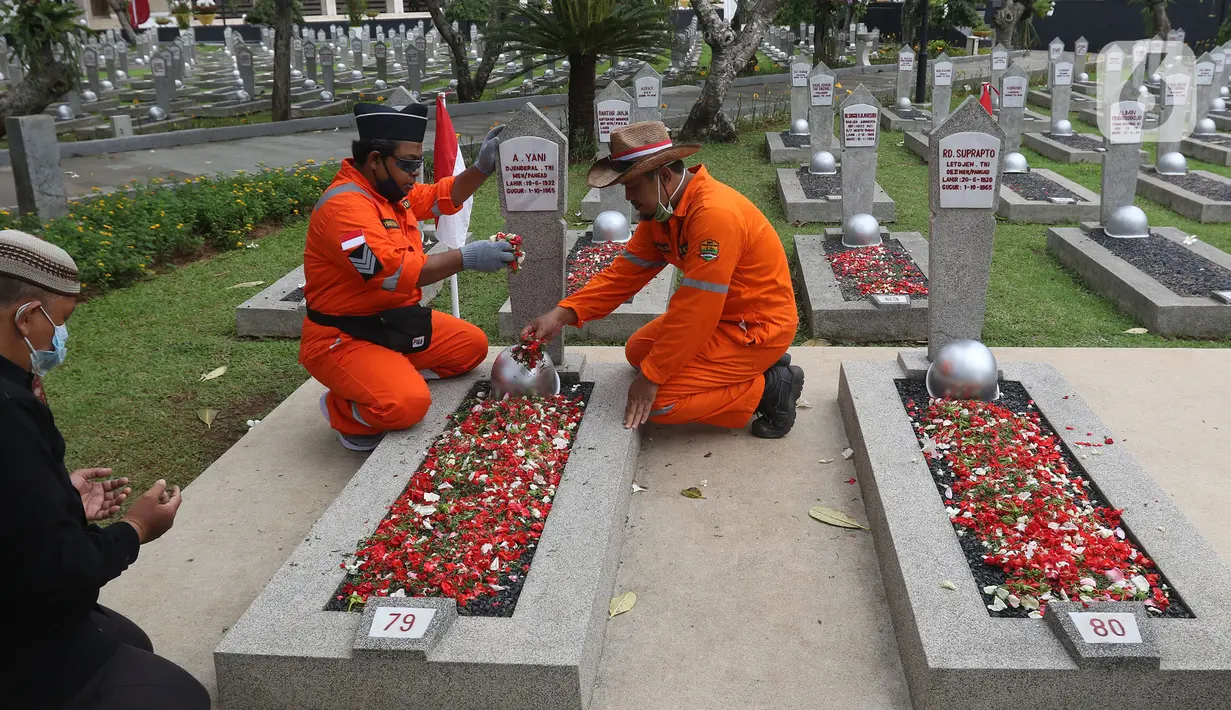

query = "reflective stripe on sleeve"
[313,183,369,212]
[680,277,729,294]
[621,251,668,269]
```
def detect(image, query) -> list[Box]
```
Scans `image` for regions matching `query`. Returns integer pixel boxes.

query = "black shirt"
[0,354,141,707]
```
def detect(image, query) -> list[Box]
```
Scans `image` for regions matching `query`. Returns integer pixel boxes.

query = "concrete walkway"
[98,345,1231,709]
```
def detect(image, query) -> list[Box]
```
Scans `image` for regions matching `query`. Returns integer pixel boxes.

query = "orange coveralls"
[299,160,487,436]
[559,165,797,428]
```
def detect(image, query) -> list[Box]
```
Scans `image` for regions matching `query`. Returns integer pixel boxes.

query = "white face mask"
[653,171,687,223]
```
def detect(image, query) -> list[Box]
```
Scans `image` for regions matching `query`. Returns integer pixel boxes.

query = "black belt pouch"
[307,305,433,354]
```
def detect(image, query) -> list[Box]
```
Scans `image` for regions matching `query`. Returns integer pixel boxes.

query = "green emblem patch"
[699,238,720,262]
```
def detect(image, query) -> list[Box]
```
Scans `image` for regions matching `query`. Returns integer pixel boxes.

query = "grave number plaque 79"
[367,607,437,639]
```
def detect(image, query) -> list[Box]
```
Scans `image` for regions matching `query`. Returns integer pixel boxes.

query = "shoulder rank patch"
[348,243,382,280]
[699,238,720,262]
[382,218,399,229]
[678,240,689,260]
[654,241,671,254]
[400,198,411,210]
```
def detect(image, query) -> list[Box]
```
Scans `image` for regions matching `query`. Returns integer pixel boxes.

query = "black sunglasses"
[385,154,424,174]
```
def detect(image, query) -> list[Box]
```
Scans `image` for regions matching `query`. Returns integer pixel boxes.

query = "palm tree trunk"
[1149,1,1172,38]
[270,0,294,121]
[567,53,597,155]
[0,43,76,138]
[813,0,832,64]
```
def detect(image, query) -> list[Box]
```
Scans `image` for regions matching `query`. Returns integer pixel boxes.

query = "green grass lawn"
[47,100,1231,503]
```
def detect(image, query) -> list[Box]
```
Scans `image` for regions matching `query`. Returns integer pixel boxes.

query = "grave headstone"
[82,46,101,94]
[415,37,427,70]
[931,52,954,131]
[117,42,129,75]
[102,43,117,83]
[990,43,1009,95]
[1132,40,1148,89]
[111,114,133,138]
[170,43,183,82]
[1214,49,1228,91]
[1049,37,1064,62]
[839,85,881,223]
[293,38,303,71]
[808,60,838,156]
[1103,44,1127,101]
[1075,36,1089,73]
[1052,55,1075,121]
[321,44,336,95]
[497,103,570,365]
[1100,100,1146,224]
[926,97,1005,359]
[375,41,388,82]
[631,63,663,123]
[66,89,82,117]
[999,64,1030,153]
[304,40,317,83]
[1195,51,1215,123]
[236,44,255,97]
[351,37,363,73]
[896,47,915,104]
[1148,35,1164,78]
[5,115,68,219]
[406,44,420,94]
[1158,69,1192,157]
[594,81,634,221]
[790,59,811,123]
[152,52,171,113]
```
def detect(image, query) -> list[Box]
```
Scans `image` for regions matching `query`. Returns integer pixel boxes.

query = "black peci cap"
[354,102,428,143]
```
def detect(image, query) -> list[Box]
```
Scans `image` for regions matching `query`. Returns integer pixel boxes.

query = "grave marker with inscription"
[375,41,388,82]
[83,47,101,94]
[631,64,663,123]
[809,60,838,157]
[931,52,954,131]
[840,85,882,223]
[593,81,633,221]
[321,44,335,95]
[1052,56,1075,121]
[1158,70,1191,157]
[1101,100,1147,224]
[304,40,317,83]
[1132,40,1148,91]
[237,45,255,97]
[896,47,915,103]
[791,60,811,123]
[1195,52,1215,123]
[991,44,1010,95]
[999,65,1030,153]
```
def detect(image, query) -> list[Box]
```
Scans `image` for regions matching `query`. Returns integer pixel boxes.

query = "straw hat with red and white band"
[586,121,701,188]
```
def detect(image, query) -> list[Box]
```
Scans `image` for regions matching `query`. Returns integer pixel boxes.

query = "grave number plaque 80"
[1068,612,1142,644]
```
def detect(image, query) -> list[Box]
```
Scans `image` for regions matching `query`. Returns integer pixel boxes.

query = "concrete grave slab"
[904,130,929,161]
[996,168,1101,223]
[1047,223,1231,337]
[879,104,932,132]
[1022,131,1108,164]
[215,359,641,710]
[498,229,675,341]
[1180,135,1231,167]
[838,356,1231,710]
[1027,88,1095,111]
[777,167,896,224]
[1136,168,1231,223]
[792,230,929,342]
[765,130,814,164]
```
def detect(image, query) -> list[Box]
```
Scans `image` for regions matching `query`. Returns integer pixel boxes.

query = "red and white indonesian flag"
[433,95,471,250]
[129,0,151,27]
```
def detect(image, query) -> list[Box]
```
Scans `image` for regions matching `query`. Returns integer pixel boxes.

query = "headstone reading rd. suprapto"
[931,52,954,131]
[1195,52,1216,123]
[999,64,1030,153]
[990,44,1010,103]
[809,60,838,157]
[1052,54,1075,121]
[896,48,915,105]
[1158,68,1192,157]
[631,63,662,124]
[926,97,1005,359]
[840,85,881,222]
[497,103,569,365]
[1100,100,1147,225]
[594,81,633,221]
[790,58,811,124]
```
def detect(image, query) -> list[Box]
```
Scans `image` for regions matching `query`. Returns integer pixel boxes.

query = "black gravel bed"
[567,233,634,303]
[1193,134,1231,146]
[888,106,929,120]
[796,167,843,200]
[894,379,1193,619]
[280,287,305,302]
[778,131,810,148]
[1148,170,1231,202]
[327,380,596,617]
[1002,171,1087,202]
[821,238,928,302]
[1087,228,1231,296]
[1044,132,1104,151]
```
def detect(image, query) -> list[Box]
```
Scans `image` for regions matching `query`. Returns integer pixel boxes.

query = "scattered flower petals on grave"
[940,580,958,591]
[567,240,626,296]
[490,231,526,272]
[827,244,928,297]
[338,390,586,611]
[511,334,545,369]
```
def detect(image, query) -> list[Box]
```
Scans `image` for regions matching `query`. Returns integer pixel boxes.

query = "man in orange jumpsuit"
[523,122,805,438]
[302,103,514,451]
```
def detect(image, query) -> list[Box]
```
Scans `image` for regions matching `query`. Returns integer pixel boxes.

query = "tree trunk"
[106,0,139,46]
[993,0,1030,49]
[680,0,784,143]
[270,0,294,121]
[424,0,504,102]
[813,0,832,65]
[567,53,597,155]
[901,0,921,48]
[1149,1,1172,38]
[0,44,77,138]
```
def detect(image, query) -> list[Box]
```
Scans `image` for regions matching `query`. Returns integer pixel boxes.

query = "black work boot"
[751,362,805,439]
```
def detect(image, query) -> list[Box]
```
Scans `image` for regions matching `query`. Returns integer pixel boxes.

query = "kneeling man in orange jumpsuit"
[301,103,514,451]
[523,122,805,438]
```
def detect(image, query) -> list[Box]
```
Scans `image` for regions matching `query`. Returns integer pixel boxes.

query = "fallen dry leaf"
[200,366,227,381]
[680,487,705,499]
[609,591,637,619]
[809,505,869,531]
[632,482,648,493]
[819,458,835,464]
[796,399,813,409]
[940,580,958,591]
[197,408,218,428]
[703,452,712,458]
[1123,327,1149,335]
[226,280,265,290]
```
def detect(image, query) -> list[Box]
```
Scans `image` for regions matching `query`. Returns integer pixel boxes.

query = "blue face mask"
[16,304,68,377]
[653,172,687,223]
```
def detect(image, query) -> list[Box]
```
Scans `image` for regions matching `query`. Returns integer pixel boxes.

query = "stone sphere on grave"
[562,60,570,70]
[1213,97,1227,113]
[896,96,911,110]
[1150,72,1161,85]
[320,90,335,102]
[1196,117,1217,136]
[174,79,183,89]
[336,62,347,72]
[147,106,168,122]
[235,90,251,102]
[841,213,883,248]
[116,70,127,80]
[101,80,114,91]
[1221,87,1230,99]
[790,118,809,136]
[56,104,75,121]
[1137,85,1149,96]
[303,79,317,90]
[232,68,241,77]
[374,79,388,90]
[1155,151,1188,176]
[1003,152,1029,174]
[351,69,363,79]
[1105,205,1149,239]
[808,150,837,175]
[291,69,303,79]
[544,69,555,78]
[491,345,560,400]
[926,339,999,402]
[1050,118,1073,136]
[135,57,145,66]
[505,61,517,70]
[82,90,98,103]
[592,210,632,243]
[427,58,437,68]
[522,79,534,90]
[1078,72,1089,83]
[236,77,244,88]
[449,79,458,88]
[393,62,402,71]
